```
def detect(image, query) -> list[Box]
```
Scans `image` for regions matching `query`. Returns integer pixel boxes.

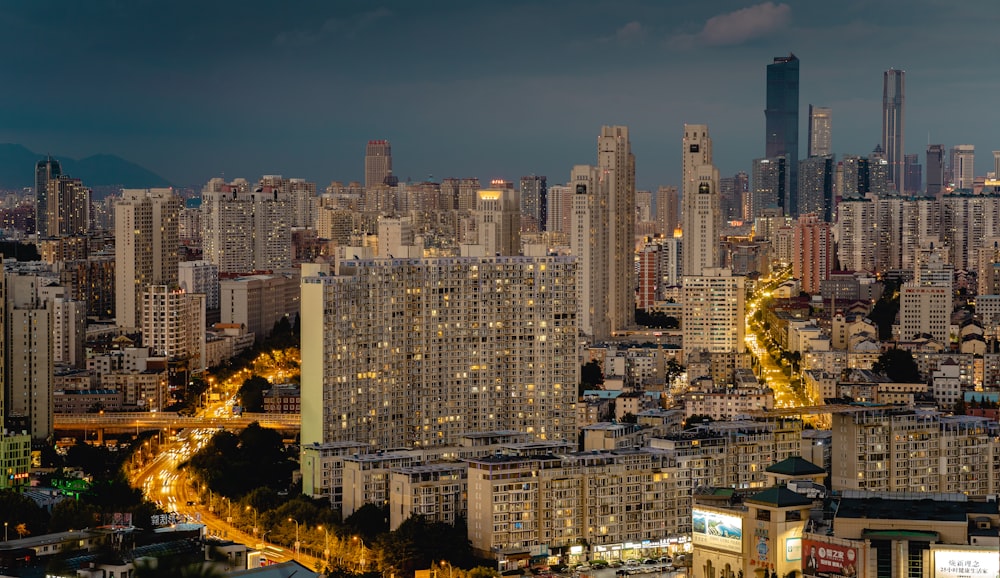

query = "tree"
[0,490,49,536]
[665,359,685,387]
[237,375,271,412]
[581,360,604,389]
[344,503,389,541]
[684,414,714,429]
[872,348,921,383]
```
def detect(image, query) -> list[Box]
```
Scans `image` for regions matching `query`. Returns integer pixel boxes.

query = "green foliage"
[374,516,473,576]
[684,414,714,429]
[581,360,604,389]
[872,348,922,383]
[237,375,271,412]
[0,490,50,536]
[344,503,389,541]
[133,555,225,578]
[183,422,296,498]
[635,308,679,329]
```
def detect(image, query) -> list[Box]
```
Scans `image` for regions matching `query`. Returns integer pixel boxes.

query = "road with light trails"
[130,406,324,571]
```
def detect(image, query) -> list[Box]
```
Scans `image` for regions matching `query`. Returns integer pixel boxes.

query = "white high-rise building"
[115,188,181,331]
[598,126,636,334]
[52,297,86,369]
[952,145,975,189]
[681,124,720,276]
[899,273,951,344]
[3,272,55,443]
[474,188,520,257]
[376,217,417,258]
[682,268,745,359]
[142,285,206,369]
[835,198,877,273]
[201,178,293,273]
[545,184,574,234]
[570,165,609,339]
[178,260,220,310]
[299,257,579,455]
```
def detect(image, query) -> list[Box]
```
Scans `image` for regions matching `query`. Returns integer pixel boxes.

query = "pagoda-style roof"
[766,456,825,476]
[746,486,813,508]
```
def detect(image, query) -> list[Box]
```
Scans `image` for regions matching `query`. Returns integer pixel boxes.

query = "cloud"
[274,7,393,47]
[615,21,646,43]
[598,21,646,45]
[672,2,791,48]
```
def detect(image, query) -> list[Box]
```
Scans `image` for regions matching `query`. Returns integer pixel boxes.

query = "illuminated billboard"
[930,548,999,578]
[802,539,858,577]
[692,508,743,553]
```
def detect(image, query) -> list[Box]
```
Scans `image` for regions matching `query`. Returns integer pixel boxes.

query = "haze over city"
[2,0,998,187]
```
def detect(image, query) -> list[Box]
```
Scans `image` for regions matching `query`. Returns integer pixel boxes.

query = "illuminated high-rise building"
[34,156,61,236]
[42,176,90,237]
[519,175,547,232]
[598,125,636,334]
[792,213,833,294]
[299,257,579,452]
[201,178,293,273]
[681,124,720,275]
[115,188,181,331]
[657,185,679,234]
[570,164,609,339]
[682,268,745,359]
[364,140,393,189]
[766,54,800,215]
[474,188,520,256]
[882,69,905,192]
[807,105,831,158]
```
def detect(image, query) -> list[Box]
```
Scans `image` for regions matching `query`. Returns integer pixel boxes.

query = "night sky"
[2,0,998,189]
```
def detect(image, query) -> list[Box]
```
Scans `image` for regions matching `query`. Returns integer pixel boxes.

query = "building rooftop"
[836,496,997,522]
[746,486,813,508]
[766,456,825,477]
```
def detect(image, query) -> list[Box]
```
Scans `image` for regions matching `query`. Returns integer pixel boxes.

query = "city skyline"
[1,1,998,190]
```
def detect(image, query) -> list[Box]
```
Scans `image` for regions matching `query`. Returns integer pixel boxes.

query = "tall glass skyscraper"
[34,156,61,236]
[765,54,800,216]
[882,69,905,193]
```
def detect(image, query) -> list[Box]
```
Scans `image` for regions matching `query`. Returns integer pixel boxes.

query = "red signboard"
[802,539,858,577]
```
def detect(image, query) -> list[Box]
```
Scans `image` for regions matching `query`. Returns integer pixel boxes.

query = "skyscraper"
[34,156,61,236]
[570,164,609,339]
[807,105,831,157]
[797,155,834,221]
[656,185,679,234]
[364,140,392,189]
[750,156,788,218]
[115,188,181,331]
[765,54,800,215]
[904,153,922,195]
[42,176,90,237]
[201,178,293,273]
[519,175,547,232]
[597,125,635,334]
[682,124,720,276]
[926,144,945,197]
[299,257,579,451]
[952,145,975,190]
[681,268,745,359]
[474,188,520,256]
[882,69,905,193]
[792,213,833,294]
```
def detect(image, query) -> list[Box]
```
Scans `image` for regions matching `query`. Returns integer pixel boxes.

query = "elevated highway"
[53,412,300,433]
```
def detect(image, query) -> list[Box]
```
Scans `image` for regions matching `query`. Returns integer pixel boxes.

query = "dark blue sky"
[2,0,998,189]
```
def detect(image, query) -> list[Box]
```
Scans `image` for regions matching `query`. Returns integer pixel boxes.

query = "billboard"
[692,508,743,553]
[930,548,999,578]
[802,540,858,577]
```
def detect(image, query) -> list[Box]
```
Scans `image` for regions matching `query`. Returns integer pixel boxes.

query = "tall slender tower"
[682,124,720,276]
[34,156,61,236]
[115,189,181,331]
[365,140,392,189]
[882,69,905,193]
[766,54,800,214]
[597,126,635,334]
[807,105,832,157]
[926,144,945,196]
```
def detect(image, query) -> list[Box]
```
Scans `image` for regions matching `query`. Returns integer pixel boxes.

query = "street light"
[353,536,367,571]
[246,505,258,537]
[318,525,330,565]
[289,518,300,560]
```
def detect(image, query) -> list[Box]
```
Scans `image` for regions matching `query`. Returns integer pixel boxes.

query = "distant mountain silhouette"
[0,143,171,190]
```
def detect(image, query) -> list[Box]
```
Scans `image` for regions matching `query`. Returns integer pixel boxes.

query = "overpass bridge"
[53,412,300,434]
